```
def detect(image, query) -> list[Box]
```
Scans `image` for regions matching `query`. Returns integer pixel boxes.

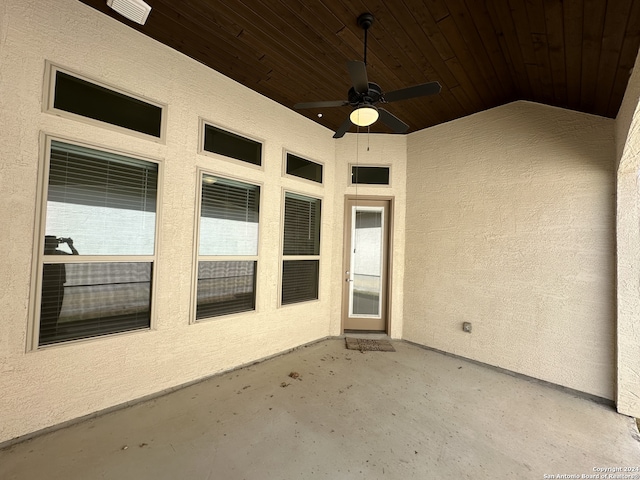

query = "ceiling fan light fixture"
[350,105,379,127]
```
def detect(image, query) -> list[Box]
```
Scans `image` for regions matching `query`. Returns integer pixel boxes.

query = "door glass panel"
[349,206,383,317]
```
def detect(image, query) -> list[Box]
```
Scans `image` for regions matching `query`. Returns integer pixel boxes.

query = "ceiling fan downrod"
[357,13,374,66]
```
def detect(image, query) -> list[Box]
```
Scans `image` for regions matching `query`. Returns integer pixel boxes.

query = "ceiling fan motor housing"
[348,83,382,106]
[293,11,440,138]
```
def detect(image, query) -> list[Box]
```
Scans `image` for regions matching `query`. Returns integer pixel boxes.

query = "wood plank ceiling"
[78,0,640,136]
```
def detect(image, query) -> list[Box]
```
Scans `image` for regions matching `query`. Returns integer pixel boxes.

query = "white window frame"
[43,61,167,143]
[190,168,263,323]
[28,134,162,351]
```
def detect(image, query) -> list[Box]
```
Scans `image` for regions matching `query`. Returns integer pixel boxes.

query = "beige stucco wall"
[616,52,640,168]
[0,0,629,445]
[615,49,640,417]
[331,135,407,339]
[0,0,337,444]
[403,101,616,399]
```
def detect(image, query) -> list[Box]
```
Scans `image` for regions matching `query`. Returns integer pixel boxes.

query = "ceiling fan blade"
[378,108,409,133]
[294,100,348,109]
[383,81,442,103]
[333,117,352,139]
[347,60,369,94]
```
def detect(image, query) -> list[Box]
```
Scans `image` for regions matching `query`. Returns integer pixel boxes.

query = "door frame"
[341,195,395,334]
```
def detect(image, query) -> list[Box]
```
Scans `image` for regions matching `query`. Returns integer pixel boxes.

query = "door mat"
[345,338,396,352]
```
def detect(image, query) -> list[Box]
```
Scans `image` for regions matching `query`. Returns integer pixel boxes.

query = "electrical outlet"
[463,322,472,333]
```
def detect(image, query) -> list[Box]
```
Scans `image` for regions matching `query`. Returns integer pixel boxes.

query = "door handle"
[345,271,353,282]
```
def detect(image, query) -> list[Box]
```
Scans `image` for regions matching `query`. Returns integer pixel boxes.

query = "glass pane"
[351,166,390,185]
[46,141,157,255]
[349,207,383,317]
[286,153,323,183]
[199,176,260,256]
[282,260,319,305]
[283,193,321,256]
[39,262,151,345]
[203,124,262,166]
[54,71,162,137]
[196,261,256,319]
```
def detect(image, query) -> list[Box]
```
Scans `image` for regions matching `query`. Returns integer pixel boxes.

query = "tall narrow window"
[36,140,158,347]
[196,174,260,319]
[281,192,321,305]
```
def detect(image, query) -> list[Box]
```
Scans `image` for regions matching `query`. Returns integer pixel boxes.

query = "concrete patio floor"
[1,338,639,480]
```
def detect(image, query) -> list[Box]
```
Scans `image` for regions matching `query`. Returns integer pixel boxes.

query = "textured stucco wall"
[615,49,640,417]
[616,51,640,168]
[403,101,616,399]
[331,135,407,339]
[0,0,336,444]
[0,0,628,445]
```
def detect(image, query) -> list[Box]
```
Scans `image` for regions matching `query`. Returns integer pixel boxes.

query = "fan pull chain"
[355,125,360,210]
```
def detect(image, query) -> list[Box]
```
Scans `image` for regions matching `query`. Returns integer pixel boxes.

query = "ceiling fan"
[294,13,442,139]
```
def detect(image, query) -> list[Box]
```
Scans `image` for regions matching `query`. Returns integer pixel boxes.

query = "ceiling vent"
[107,0,151,25]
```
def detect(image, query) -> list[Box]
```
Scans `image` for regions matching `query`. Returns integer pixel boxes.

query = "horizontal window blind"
[199,175,260,256]
[283,193,321,256]
[281,260,319,305]
[356,210,382,228]
[46,141,157,256]
[196,261,256,319]
[49,141,157,210]
[39,262,151,345]
[201,175,259,222]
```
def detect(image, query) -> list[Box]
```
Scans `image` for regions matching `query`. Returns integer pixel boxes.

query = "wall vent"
[107,0,151,25]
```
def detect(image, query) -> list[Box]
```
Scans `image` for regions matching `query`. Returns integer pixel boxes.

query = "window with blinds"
[37,140,158,347]
[281,192,321,305]
[196,174,260,319]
